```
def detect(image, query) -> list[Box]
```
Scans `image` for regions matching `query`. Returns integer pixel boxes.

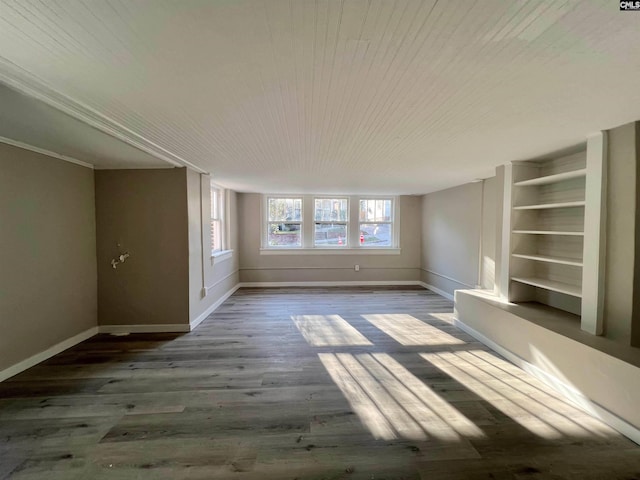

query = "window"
[262,195,399,252]
[314,198,348,247]
[211,184,225,253]
[267,197,303,247]
[359,198,393,247]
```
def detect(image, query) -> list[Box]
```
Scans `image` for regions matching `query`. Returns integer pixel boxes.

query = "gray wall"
[187,169,239,323]
[0,143,97,372]
[634,123,640,348]
[604,122,638,344]
[237,194,421,283]
[421,180,497,296]
[480,177,497,291]
[95,168,190,326]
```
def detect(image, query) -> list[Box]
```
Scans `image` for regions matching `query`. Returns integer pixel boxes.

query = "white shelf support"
[511,276,582,298]
[513,200,585,210]
[513,168,586,187]
[512,230,584,236]
[499,163,514,302]
[511,253,583,267]
[581,131,607,335]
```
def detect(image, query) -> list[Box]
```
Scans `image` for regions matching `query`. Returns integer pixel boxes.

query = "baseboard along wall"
[0,326,99,382]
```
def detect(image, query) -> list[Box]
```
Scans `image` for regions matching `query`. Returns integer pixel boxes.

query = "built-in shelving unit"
[501,132,607,334]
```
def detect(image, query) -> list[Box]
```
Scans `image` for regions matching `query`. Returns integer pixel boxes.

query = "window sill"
[211,249,234,265]
[259,248,401,256]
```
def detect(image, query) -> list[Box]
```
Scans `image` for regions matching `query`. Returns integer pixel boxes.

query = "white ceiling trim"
[0,135,93,169]
[0,56,207,174]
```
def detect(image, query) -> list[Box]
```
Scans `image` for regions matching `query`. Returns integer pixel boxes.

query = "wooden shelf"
[513,200,585,210]
[512,230,584,236]
[514,169,587,187]
[512,253,583,267]
[511,276,582,298]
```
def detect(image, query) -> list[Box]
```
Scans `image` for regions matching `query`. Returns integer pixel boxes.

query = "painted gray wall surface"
[0,143,97,372]
[421,182,484,296]
[603,122,636,343]
[634,123,640,348]
[187,169,239,323]
[493,166,506,299]
[480,177,497,291]
[237,194,421,283]
[95,168,189,326]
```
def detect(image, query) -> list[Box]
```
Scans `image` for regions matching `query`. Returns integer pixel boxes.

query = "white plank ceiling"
[1,0,640,194]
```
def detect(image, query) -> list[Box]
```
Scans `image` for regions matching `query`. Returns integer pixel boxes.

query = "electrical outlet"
[355,264,360,272]
[201,287,208,298]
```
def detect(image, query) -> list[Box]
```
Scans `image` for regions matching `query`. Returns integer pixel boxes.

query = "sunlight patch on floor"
[523,347,613,435]
[422,350,608,439]
[362,314,465,346]
[319,352,483,441]
[428,312,456,325]
[292,315,373,347]
[367,353,484,438]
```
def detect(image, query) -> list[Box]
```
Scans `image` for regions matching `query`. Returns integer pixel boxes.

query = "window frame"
[264,195,304,248]
[358,197,396,248]
[261,194,400,253]
[211,183,226,255]
[313,196,350,248]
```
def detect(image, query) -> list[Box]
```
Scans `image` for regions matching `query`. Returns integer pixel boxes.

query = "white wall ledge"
[211,249,233,264]
[454,289,640,444]
[259,248,401,255]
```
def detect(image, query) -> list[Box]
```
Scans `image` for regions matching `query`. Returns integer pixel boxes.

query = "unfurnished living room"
[2,1,640,479]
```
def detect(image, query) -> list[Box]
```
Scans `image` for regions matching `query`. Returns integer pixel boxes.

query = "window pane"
[268,223,301,247]
[314,223,347,247]
[211,185,224,251]
[212,219,222,252]
[359,223,391,246]
[211,188,219,220]
[360,199,392,222]
[269,198,302,222]
[314,198,348,222]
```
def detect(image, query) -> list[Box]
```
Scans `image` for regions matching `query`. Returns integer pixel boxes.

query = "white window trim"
[313,196,350,248]
[263,195,304,248]
[211,183,231,257]
[259,247,401,255]
[211,248,234,264]
[261,194,400,253]
[358,196,399,248]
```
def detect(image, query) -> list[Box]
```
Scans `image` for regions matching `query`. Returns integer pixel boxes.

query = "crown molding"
[0,136,94,169]
[0,56,207,174]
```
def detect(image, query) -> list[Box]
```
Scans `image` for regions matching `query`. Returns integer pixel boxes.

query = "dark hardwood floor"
[1,287,639,479]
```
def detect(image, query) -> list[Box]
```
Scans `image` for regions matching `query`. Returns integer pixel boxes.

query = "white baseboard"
[238,280,423,288]
[190,283,241,330]
[453,317,640,445]
[98,324,190,334]
[418,281,455,301]
[0,326,99,382]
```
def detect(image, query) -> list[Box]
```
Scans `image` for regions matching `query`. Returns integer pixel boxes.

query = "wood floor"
[1,287,639,479]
